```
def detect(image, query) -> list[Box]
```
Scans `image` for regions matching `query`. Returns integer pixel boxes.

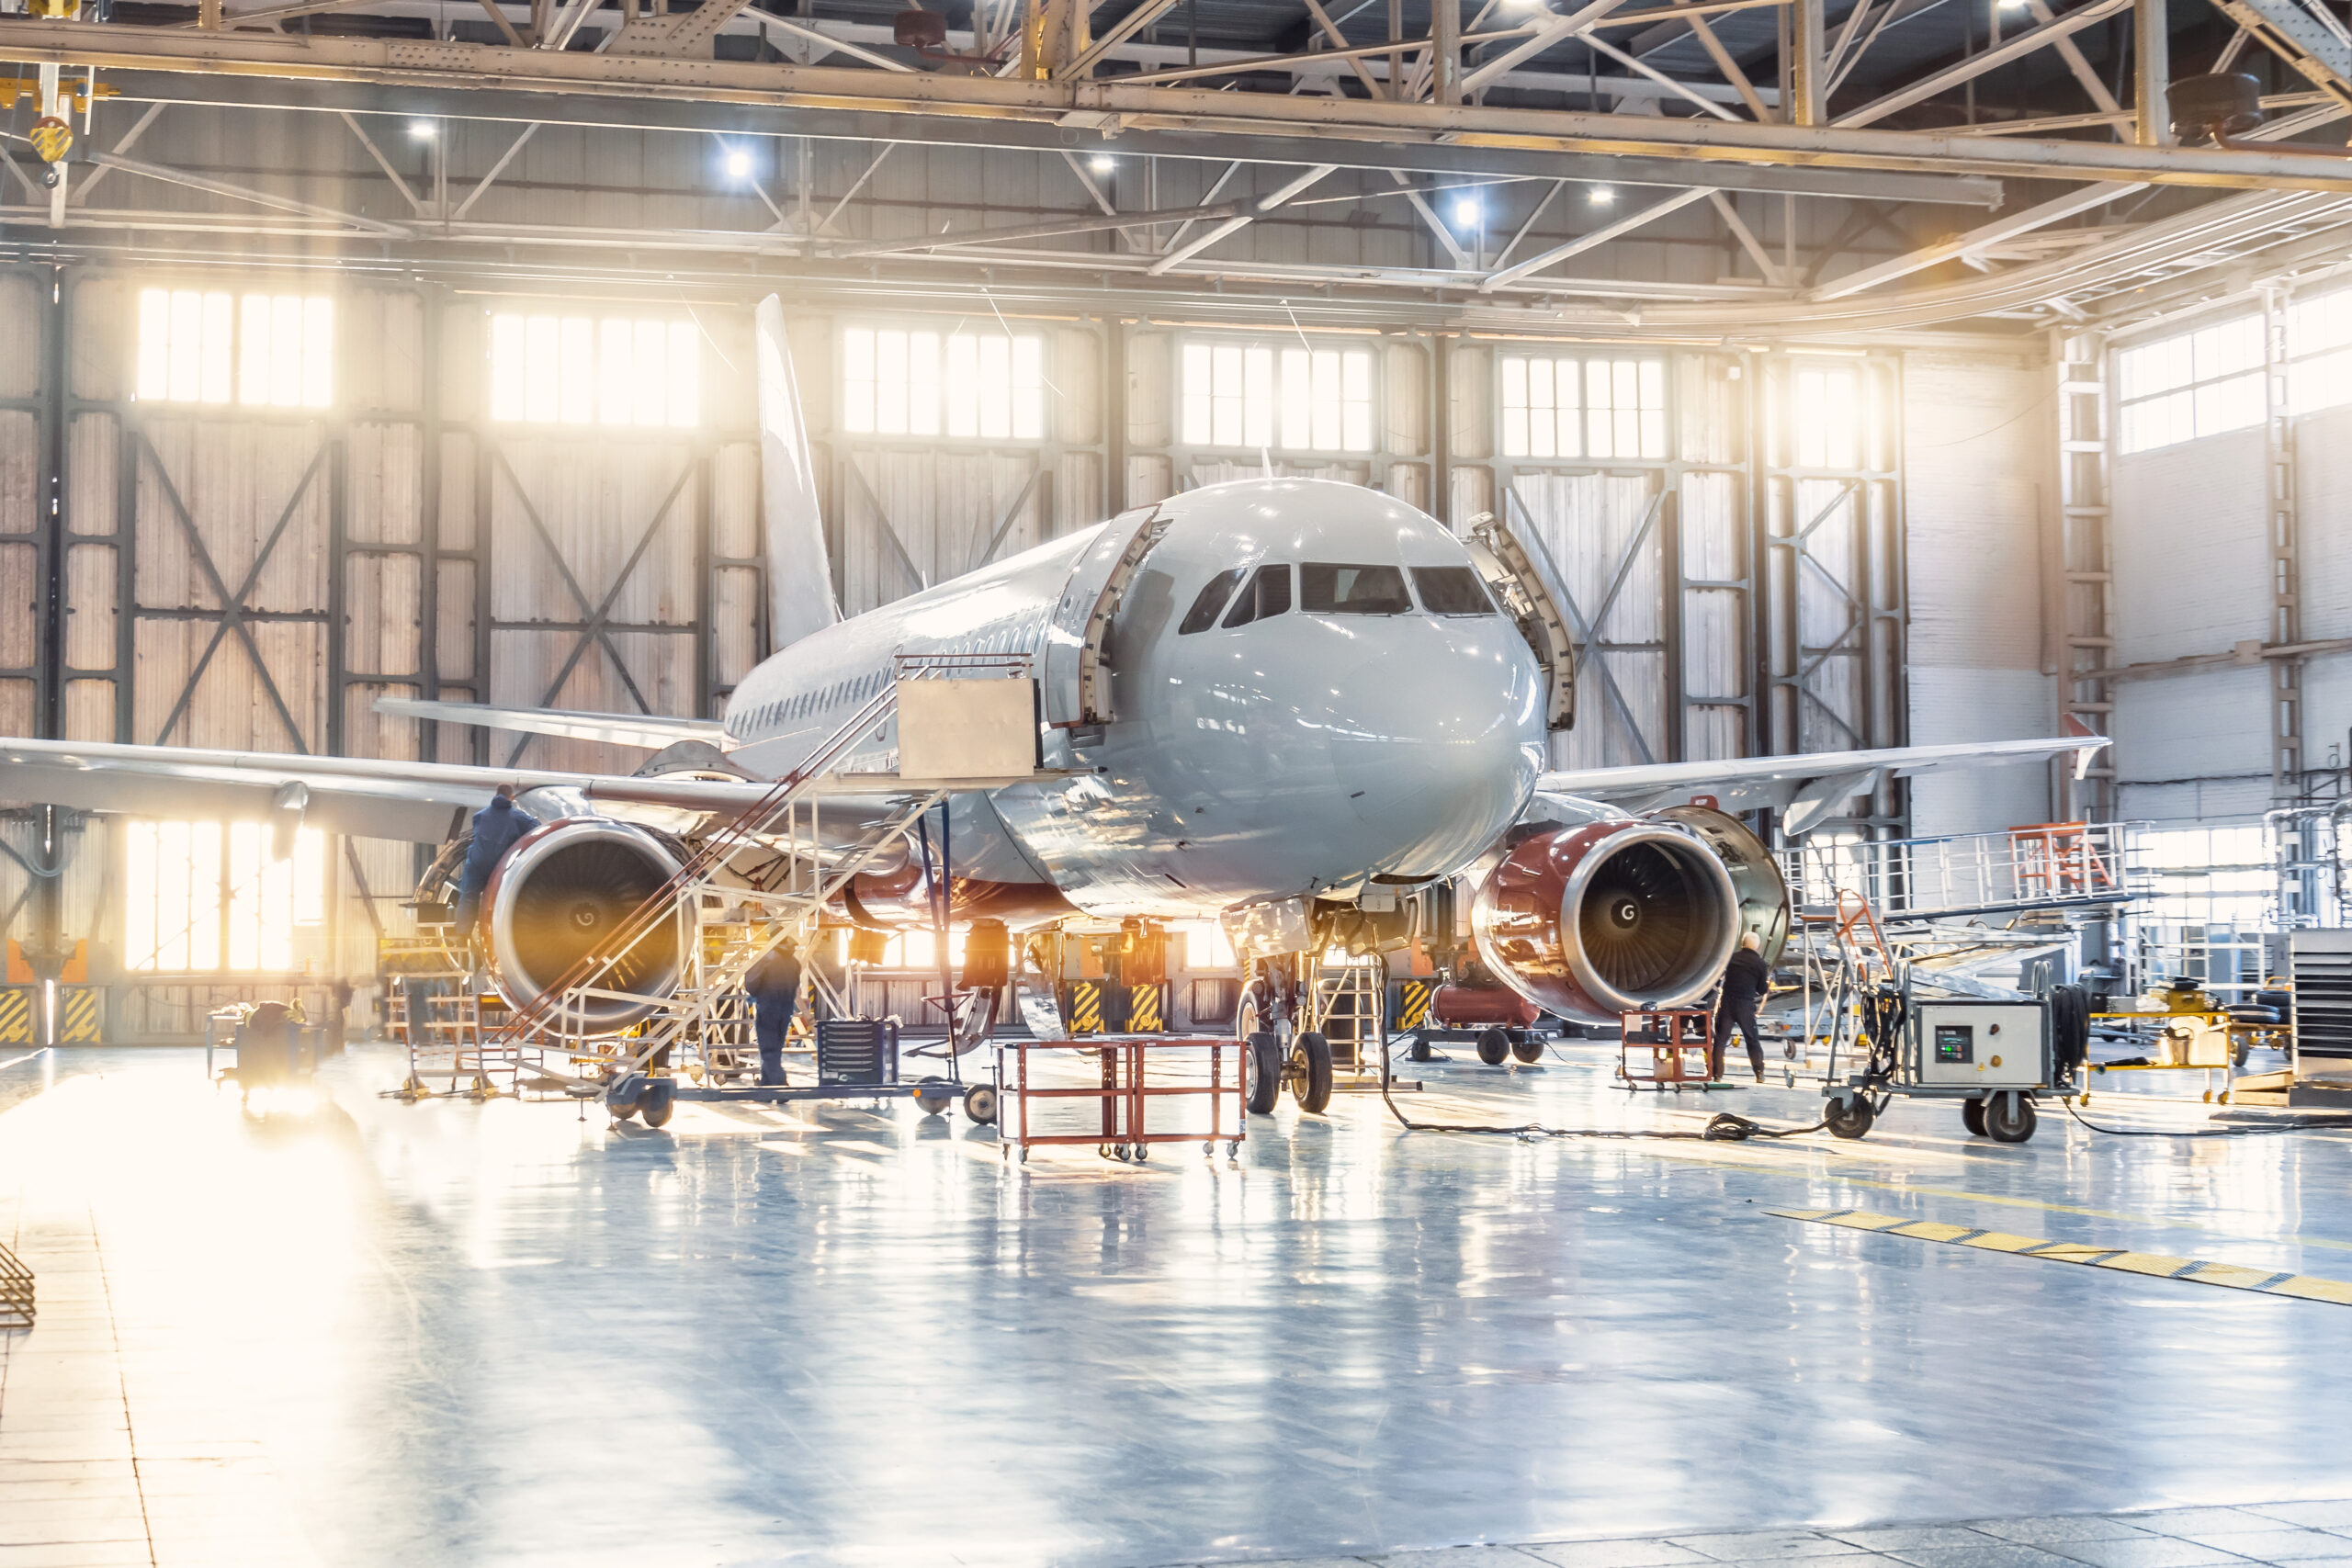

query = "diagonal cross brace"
[1509,484,1656,764]
[141,432,326,754]
[490,444,694,763]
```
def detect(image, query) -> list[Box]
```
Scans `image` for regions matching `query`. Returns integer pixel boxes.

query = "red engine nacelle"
[1431,983,1541,1029]
[1471,809,1781,1024]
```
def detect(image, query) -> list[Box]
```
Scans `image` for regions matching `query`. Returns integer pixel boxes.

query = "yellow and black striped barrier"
[1066,980,1104,1035]
[57,987,98,1043]
[1126,983,1164,1032]
[1396,980,1434,1031]
[0,987,31,1045]
[1774,1208,2352,1306]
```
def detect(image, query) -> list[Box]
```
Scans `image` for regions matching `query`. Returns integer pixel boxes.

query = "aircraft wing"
[0,737,1042,843]
[373,697,729,750]
[1537,732,2109,834]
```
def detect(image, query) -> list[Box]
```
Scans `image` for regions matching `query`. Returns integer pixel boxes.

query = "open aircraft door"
[1042,504,1168,740]
[1467,511,1577,734]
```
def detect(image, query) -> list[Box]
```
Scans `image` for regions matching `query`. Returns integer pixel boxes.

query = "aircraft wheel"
[963,1083,999,1125]
[1476,1027,1510,1066]
[1291,1031,1334,1114]
[1510,1037,1544,1065]
[638,1077,676,1129]
[1984,1093,2038,1144]
[1246,1032,1283,1115]
[1962,1097,1987,1138]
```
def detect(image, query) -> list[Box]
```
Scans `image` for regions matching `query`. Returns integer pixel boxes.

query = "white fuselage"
[721,479,1549,919]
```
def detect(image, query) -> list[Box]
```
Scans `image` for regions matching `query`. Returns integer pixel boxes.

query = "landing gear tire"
[1246,1032,1283,1115]
[1825,1095,1875,1140]
[913,1075,954,1117]
[1984,1093,2038,1144]
[1291,1031,1335,1114]
[638,1077,676,1129]
[1962,1098,1987,1138]
[1476,1027,1510,1066]
[962,1083,999,1125]
[1510,1037,1544,1065]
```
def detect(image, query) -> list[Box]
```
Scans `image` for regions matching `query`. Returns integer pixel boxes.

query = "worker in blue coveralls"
[452,784,540,942]
[745,936,803,1087]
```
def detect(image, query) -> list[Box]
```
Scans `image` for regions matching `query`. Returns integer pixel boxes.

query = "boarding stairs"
[486,654,1032,1093]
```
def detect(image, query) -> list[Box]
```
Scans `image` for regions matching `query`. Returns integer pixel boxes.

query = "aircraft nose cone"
[1315,627,1544,875]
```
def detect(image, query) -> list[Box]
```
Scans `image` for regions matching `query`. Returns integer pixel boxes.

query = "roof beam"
[36,24,2352,197]
[1837,0,2135,129]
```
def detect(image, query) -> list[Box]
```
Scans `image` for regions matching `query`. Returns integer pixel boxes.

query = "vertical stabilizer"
[757,295,841,650]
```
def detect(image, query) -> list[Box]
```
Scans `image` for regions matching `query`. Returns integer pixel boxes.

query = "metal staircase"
[486,654,1037,1096]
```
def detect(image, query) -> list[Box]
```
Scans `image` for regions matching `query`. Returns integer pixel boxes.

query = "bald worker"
[1710,931,1770,1084]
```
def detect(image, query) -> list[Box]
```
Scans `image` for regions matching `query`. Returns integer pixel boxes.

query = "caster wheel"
[1984,1094,2038,1144]
[1962,1099,1987,1137]
[962,1083,999,1125]
[1290,1032,1334,1114]
[1134,1144,1148,1162]
[913,1076,954,1117]
[605,1072,646,1122]
[1825,1096,1875,1140]
[1475,1028,1510,1066]
[1408,1039,1434,1063]
[638,1077,676,1129]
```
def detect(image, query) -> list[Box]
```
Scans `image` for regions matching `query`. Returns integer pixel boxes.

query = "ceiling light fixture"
[1589,185,1616,205]
[408,119,435,140]
[725,148,754,181]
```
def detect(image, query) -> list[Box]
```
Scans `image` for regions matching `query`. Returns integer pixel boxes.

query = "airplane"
[0,296,2105,1112]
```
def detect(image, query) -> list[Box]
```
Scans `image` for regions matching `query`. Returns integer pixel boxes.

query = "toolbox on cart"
[817,1018,897,1086]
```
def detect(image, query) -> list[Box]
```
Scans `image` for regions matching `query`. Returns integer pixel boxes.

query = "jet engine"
[1470,803,1788,1024]
[483,818,688,1032]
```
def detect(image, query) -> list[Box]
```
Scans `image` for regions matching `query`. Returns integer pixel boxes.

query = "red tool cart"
[993,1035,1248,1164]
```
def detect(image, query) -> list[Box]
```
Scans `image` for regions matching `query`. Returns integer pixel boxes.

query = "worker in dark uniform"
[452,784,539,942]
[746,936,803,1088]
[1711,931,1770,1083]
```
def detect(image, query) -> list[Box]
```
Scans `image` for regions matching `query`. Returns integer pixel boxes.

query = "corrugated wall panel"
[2111,429,2267,664]
[1902,350,2053,836]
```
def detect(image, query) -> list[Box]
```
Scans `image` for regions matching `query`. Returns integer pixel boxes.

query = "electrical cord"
[2059,1092,2347,1138]
[1376,1043,1830,1142]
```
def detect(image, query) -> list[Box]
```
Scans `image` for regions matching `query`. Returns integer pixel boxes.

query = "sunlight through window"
[489,312,700,428]
[125,820,325,974]
[137,288,332,409]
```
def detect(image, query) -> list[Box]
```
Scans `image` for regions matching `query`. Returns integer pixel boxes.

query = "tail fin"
[757,295,841,651]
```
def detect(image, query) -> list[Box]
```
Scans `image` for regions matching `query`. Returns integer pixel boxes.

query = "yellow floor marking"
[1773,1208,2352,1306]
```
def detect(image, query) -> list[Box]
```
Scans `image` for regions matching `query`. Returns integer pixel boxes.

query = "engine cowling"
[1471,812,1776,1024]
[484,818,687,1032]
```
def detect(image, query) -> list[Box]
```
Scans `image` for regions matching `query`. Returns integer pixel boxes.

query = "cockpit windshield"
[1221,563,1294,629]
[1301,562,1413,615]
[1179,568,1248,635]
[1410,566,1498,616]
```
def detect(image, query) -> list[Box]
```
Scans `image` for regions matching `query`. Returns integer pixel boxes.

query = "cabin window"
[1411,566,1498,616]
[1221,564,1293,629]
[1179,569,1249,635]
[1301,563,1412,615]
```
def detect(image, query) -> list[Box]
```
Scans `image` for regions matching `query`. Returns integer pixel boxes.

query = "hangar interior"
[6,0,2352,1564]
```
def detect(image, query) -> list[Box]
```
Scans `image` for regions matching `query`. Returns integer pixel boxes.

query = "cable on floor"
[1376,1058,1829,1143]
[2059,1095,2346,1138]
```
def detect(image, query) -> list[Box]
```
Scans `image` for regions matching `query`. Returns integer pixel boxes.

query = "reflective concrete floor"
[5,1043,2352,1568]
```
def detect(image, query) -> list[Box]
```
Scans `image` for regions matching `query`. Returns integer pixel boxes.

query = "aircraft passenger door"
[1040,504,1167,737]
[1467,511,1577,735]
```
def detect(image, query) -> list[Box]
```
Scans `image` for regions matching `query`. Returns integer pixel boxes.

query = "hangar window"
[841,326,1046,440]
[1501,353,1667,460]
[2290,288,2352,415]
[2115,314,2263,454]
[1790,359,1868,468]
[1180,340,1374,453]
[135,288,334,409]
[123,820,326,974]
[488,313,701,428]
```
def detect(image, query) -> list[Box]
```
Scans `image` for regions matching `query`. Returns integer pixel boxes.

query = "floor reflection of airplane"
[0,295,2103,1110]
